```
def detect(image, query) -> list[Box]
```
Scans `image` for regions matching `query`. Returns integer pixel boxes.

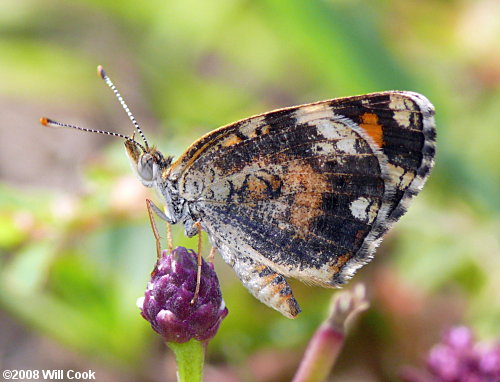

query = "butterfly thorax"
[154,176,196,233]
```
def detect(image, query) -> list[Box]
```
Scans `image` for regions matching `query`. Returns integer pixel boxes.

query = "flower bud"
[138,247,228,343]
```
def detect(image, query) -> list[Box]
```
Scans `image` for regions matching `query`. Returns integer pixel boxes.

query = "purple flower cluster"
[138,247,228,343]
[403,326,500,382]
[427,326,500,382]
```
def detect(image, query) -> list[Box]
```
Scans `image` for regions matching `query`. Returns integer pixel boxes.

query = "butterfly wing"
[168,91,435,286]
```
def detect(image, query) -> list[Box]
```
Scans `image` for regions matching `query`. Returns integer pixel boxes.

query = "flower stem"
[292,284,369,382]
[292,324,345,382]
[167,339,205,382]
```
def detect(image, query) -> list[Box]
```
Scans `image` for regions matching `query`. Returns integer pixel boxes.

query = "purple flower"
[137,247,228,343]
[402,326,500,382]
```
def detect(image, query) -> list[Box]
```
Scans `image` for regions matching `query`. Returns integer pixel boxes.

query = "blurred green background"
[1,0,499,381]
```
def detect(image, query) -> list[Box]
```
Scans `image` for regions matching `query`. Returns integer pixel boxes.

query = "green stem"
[167,339,205,382]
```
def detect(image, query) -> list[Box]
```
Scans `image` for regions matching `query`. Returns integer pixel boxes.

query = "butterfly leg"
[166,221,173,253]
[207,247,217,263]
[191,222,203,304]
[147,199,172,223]
[147,198,174,253]
[229,254,301,318]
[146,199,162,259]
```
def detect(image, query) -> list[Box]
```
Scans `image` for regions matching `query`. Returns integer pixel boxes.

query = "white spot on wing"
[350,197,371,221]
[239,116,266,137]
[336,138,356,154]
[393,110,411,128]
[304,118,360,155]
[389,94,416,128]
[294,104,335,124]
[316,119,343,140]
[389,94,415,111]
[387,163,415,190]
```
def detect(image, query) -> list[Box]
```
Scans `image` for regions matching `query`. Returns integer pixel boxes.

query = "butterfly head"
[125,139,172,188]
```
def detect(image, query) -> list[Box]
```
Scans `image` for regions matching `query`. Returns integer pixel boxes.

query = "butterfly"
[42,66,436,318]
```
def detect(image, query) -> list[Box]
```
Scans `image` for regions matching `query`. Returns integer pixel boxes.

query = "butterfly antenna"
[97,65,150,150]
[40,117,146,152]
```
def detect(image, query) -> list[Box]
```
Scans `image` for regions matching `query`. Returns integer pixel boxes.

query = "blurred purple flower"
[137,247,228,343]
[402,326,500,382]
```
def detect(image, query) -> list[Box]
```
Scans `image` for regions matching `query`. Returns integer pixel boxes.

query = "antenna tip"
[40,117,50,126]
[97,65,106,79]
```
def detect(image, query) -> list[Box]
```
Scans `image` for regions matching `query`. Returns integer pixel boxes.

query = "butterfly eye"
[138,153,155,181]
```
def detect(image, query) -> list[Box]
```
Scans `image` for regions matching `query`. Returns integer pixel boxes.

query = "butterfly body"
[125,91,436,318]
